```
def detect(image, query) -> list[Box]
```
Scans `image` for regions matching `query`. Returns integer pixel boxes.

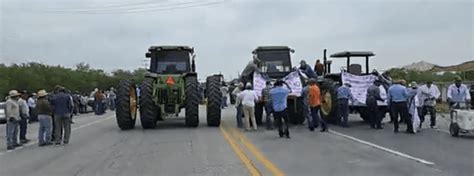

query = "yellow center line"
[224,123,286,176]
[219,125,261,176]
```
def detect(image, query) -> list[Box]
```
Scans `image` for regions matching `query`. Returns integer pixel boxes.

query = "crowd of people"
[3,86,117,150]
[230,58,472,138]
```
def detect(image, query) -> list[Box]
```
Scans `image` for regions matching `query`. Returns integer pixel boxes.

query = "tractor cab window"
[256,50,292,73]
[150,51,190,74]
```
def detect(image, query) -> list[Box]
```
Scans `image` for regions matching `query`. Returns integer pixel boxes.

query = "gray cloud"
[1,0,472,80]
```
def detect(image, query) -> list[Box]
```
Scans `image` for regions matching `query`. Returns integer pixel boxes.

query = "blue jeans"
[38,115,52,144]
[338,99,349,126]
[311,106,327,129]
[6,119,19,147]
[109,98,116,110]
[221,97,228,109]
[264,103,273,129]
[19,115,28,140]
[236,105,243,128]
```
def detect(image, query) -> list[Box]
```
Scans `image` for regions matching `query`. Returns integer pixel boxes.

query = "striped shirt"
[261,86,273,103]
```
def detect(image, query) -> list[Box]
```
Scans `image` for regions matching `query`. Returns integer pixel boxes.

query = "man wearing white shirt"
[447,77,471,109]
[418,81,441,128]
[238,83,259,131]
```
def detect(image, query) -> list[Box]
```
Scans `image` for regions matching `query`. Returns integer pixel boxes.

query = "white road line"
[0,115,114,156]
[329,129,436,166]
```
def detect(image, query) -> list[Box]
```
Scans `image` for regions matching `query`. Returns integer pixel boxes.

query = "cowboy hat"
[37,90,48,97]
[8,90,20,97]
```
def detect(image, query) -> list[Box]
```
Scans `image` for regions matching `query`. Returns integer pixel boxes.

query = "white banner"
[253,71,303,97]
[253,72,267,97]
[341,72,387,106]
[282,71,302,97]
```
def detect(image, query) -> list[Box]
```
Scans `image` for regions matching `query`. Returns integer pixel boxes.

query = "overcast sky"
[1,0,472,80]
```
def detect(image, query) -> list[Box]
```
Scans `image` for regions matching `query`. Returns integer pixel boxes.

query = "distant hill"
[431,60,474,72]
[401,60,474,72]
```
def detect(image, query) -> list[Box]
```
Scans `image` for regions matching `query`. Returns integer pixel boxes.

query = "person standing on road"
[238,83,259,131]
[447,77,471,109]
[407,82,421,133]
[221,82,229,109]
[5,90,22,150]
[308,79,328,132]
[418,80,440,129]
[366,80,384,129]
[261,81,274,130]
[51,86,73,146]
[270,80,291,138]
[80,93,88,113]
[388,80,413,133]
[27,93,38,122]
[18,91,31,144]
[337,83,353,127]
[108,88,116,111]
[36,90,53,146]
[232,83,244,128]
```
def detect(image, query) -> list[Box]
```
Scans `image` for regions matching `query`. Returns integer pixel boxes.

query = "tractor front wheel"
[140,78,159,129]
[206,76,222,126]
[185,76,199,127]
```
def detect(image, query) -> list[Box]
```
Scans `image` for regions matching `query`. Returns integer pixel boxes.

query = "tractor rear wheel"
[185,76,199,127]
[320,80,339,124]
[115,80,137,130]
[206,76,222,126]
[288,97,305,125]
[140,78,159,129]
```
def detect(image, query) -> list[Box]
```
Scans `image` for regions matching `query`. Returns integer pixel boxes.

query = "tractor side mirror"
[290,49,295,53]
[191,54,196,72]
[145,52,151,58]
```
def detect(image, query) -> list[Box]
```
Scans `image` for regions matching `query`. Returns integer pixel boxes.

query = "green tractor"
[115,45,222,130]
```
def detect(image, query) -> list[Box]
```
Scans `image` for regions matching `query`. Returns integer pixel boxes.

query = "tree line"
[0,62,147,100]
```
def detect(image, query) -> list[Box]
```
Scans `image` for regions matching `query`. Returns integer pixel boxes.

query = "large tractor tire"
[320,79,339,124]
[206,76,222,126]
[288,97,305,125]
[139,78,159,129]
[115,80,137,130]
[185,76,199,127]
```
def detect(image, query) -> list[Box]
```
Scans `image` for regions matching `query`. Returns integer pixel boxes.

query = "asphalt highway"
[0,106,472,176]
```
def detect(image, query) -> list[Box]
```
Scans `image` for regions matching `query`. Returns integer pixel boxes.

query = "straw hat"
[8,90,20,97]
[37,90,48,97]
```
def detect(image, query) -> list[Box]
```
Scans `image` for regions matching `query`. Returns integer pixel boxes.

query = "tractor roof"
[148,45,194,53]
[253,46,292,52]
[330,51,375,58]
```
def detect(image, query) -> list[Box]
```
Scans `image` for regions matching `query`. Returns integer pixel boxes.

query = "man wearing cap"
[299,60,316,78]
[270,80,292,138]
[27,93,38,122]
[308,79,328,132]
[447,77,471,109]
[18,91,31,144]
[36,90,53,146]
[238,83,259,131]
[5,90,22,150]
[51,86,73,146]
[366,80,384,129]
[418,80,441,128]
[232,83,245,128]
[388,80,413,133]
[337,83,353,127]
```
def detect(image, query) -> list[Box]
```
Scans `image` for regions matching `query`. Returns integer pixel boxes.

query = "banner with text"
[341,72,387,105]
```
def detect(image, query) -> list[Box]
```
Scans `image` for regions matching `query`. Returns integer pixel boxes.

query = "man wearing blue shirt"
[388,80,413,133]
[270,80,291,138]
[337,83,353,127]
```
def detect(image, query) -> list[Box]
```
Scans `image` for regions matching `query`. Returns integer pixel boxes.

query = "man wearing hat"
[51,86,74,146]
[366,80,384,129]
[337,82,354,127]
[447,77,471,109]
[5,90,22,150]
[232,82,245,128]
[36,90,53,146]
[418,80,441,128]
[18,90,31,144]
[238,83,259,131]
[270,79,292,138]
[388,79,413,133]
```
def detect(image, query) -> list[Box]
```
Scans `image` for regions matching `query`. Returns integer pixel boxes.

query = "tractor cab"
[145,46,196,74]
[252,46,295,79]
[322,50,375,83]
